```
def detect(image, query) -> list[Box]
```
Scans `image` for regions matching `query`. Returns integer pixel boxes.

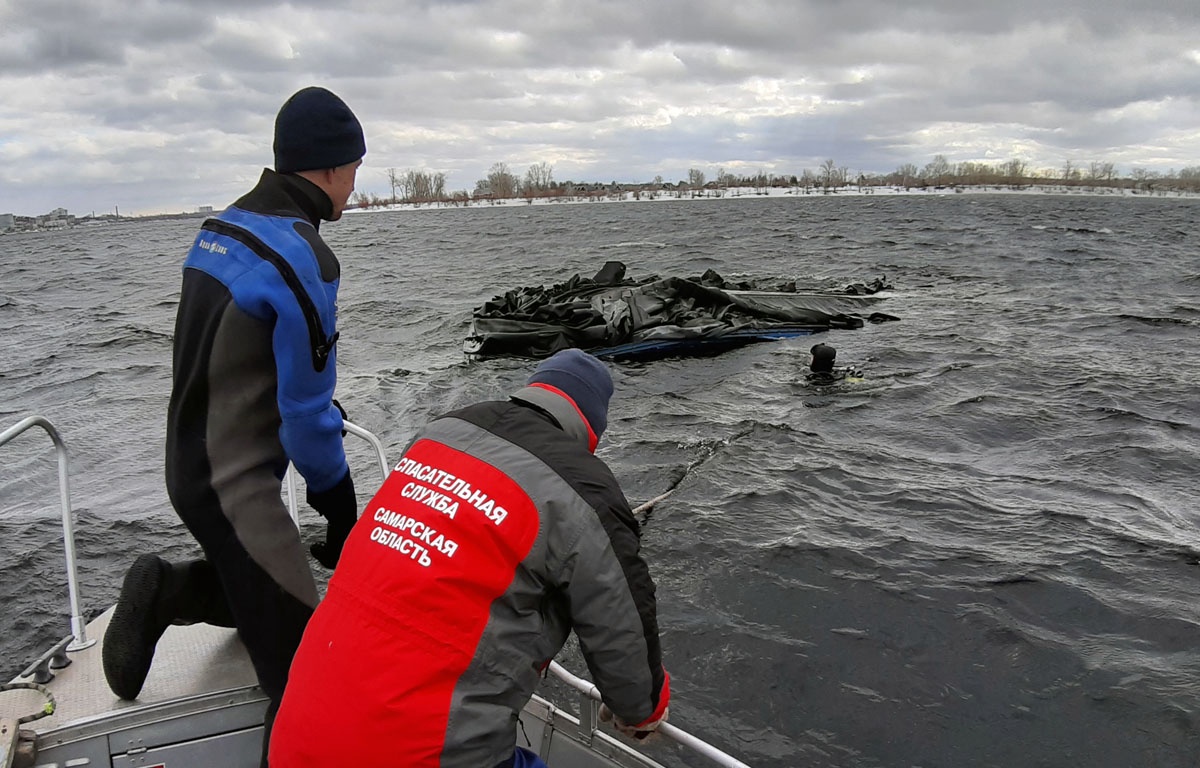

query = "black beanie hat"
[527,349,614,439]
[273,87,366,174]
[810,343,836,372]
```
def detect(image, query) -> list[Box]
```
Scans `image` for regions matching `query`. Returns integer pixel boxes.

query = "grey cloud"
[0,0,215,73]
[2,0,1199,216]
[0,24,127,72]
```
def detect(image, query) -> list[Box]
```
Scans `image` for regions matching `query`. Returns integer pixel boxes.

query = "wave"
[1091,405,1194,431]
[82,325,174,348]
[596,241,668,249]
[1117,314,1196,327]
[1031,224,1115,235]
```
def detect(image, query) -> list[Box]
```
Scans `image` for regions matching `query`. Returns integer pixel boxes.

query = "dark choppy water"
[2,193,1199,767]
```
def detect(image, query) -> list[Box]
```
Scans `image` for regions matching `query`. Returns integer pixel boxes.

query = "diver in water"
[806,342,863,385]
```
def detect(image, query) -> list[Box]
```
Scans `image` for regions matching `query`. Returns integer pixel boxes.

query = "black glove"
[307,469,357,569]
[332,398,348,436]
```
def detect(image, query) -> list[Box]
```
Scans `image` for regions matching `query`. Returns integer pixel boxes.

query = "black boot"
[102,554,175,700]
[169,559,235,628]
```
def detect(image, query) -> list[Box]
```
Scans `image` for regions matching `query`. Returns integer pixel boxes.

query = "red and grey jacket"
[271,386,669,768]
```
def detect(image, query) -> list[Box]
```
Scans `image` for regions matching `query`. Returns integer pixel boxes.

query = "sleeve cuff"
[633,668,670,728]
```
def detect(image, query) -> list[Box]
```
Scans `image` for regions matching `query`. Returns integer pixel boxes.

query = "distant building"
[36,208,75,229]
[0,213,14,231]
[198,205,214,214]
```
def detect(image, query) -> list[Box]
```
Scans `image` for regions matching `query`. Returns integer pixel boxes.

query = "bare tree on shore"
[387,168,399,203]
[1001,159,1027,187]
[393,170,446,202]
[922,155,952,186]
[419,154,1200,208]
[477,162,519,199]
[523,162,554,195]
[820,159,839,191]
[1087,161,1116,185]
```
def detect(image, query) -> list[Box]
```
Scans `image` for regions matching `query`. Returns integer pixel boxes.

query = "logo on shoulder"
[198,239,229,255]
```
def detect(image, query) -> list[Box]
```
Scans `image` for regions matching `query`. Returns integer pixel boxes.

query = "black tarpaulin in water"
[463,262,899,361]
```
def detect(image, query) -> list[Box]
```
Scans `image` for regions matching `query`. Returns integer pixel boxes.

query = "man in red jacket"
[270,349,669,767]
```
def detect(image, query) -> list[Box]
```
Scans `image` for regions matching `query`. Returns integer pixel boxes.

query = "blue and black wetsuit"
[165,168,352,728]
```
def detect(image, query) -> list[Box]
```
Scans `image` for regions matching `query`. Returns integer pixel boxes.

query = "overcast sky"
[2,0,1198,216]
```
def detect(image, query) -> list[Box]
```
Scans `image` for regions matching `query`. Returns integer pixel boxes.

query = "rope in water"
[631,425,754,519]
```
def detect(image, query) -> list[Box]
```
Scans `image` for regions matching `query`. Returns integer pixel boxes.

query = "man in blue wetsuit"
[102,86,366,766]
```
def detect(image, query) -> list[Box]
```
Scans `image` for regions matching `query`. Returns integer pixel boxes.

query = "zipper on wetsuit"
[200,219,338,372]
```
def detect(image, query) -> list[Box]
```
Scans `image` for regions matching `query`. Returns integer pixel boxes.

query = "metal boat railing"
[0,416,94,653]
[283,420,390,522]
[548,661,751,768]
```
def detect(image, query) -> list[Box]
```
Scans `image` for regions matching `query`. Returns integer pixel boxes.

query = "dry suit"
[165,168,357,752]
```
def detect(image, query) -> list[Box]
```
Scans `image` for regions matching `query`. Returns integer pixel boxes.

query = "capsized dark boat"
[464,261,898,361]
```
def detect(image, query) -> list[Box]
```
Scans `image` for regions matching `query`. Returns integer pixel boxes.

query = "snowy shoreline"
[348,183,1200,216]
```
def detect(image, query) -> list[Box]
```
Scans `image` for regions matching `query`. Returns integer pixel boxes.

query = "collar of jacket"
[510,385,598,453]
[238,168,333,229]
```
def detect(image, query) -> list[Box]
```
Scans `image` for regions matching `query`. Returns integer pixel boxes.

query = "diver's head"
[810,343,836,373]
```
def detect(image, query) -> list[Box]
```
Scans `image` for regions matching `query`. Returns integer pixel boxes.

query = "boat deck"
[3,609,675,768]
[6,608,258,732]
[3,608,270,767]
